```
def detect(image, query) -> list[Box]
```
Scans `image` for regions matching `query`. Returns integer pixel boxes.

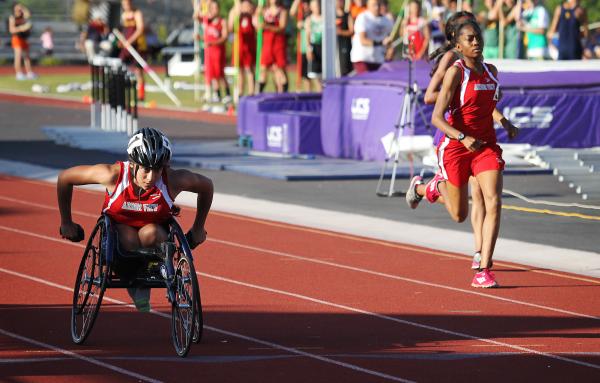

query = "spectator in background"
[583,28,600,59]
[40,26,54,56]
[229,0,257,96]
[401,0,430,60]
[72,0,90,32]
[79,8,109,62]
[336,0,354,76]
[547,0,588,60]
[351,0,393,73]
[257,0,289,93]
[481,0,503,59]
[290,0,312,91]
[305,0,323,91]
[200,1,231,104]
[8,2,35,80]
[119,0,147,100]
[501,0,520,59]
[519,0,549,60]
[429,0,447,52]
[350,0,367,20]
[380,0,395,22]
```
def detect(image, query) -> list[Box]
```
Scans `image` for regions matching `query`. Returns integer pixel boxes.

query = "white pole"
[321,0,337,81]
[112,29,182,107]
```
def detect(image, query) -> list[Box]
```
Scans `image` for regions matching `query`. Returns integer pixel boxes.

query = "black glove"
[60,224,85,242]
[185,230,200,250]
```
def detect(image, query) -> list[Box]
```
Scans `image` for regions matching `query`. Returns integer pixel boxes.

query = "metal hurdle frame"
[90,56,138,136]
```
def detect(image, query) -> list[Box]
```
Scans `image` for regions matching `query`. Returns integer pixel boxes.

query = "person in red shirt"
[407,20,511,288]
[119,0,146,101]
[257,0,289,93]
[229,0,257,96]
[57,127,213,310]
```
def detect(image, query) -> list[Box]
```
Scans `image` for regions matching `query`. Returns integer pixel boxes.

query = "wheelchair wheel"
[71,220,108,344]
[170,254,197,357]
[171,223,204,344]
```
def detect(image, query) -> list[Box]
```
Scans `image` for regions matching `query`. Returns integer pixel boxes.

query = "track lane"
[0,176,600,380]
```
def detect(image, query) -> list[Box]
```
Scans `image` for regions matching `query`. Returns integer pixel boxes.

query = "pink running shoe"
[405,175,424,209]
[425,171,445,203]
[471,252,481,270]
[471,269,498,288]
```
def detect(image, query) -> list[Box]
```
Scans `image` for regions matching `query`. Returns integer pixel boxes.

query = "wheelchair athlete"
[57,127,214,311]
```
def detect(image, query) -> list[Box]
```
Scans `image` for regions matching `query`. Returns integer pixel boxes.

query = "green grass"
[0,69,302,110]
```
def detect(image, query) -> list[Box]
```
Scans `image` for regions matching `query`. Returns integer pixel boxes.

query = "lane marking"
[2,228,600,372]
[208,237,600,321]
[1,185,599,285]
[503,205,600,221]
[0,266,413,383]
[1,222,599,321]
[197,271,600,371]
[0,328,163,383]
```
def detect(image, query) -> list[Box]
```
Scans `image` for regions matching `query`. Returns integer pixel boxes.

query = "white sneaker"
[405,175,424,209]
[221,95,232,105]
[26,72,38,80]
[16,72,26,80]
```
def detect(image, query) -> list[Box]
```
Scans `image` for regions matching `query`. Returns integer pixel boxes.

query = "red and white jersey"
[447,60,500,144]
[205,17,225,44]
[102,161,174,228]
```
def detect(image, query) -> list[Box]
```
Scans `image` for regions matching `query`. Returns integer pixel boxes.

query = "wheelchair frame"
[70,214,203,357]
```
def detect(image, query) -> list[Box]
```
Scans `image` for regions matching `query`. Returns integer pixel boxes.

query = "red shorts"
[205,45,225,81]
[233,42,256,69]
[437,137,504,187]
[261,33,287,69]
[11,36,28,50]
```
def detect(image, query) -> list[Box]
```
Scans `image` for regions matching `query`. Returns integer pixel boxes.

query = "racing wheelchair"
[70,214,203,357]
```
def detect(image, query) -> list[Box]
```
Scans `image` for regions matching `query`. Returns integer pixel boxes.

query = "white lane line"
[0,226,600,369]
[1,197,598,321]
[0,328,163,383]
[197,272,600,371]
[208,238,600,321]
[0,266,413,383]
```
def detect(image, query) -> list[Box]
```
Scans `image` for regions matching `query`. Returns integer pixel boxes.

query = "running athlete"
[228,0,257,96]
[411,11,517,272]
[8,2,35,80]
[119,0,146,101]
[57,128,214,310]
[257,0,289,93]
[410,20,506,288]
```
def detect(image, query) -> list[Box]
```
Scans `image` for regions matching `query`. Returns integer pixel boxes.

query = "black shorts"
[307,43,322,78]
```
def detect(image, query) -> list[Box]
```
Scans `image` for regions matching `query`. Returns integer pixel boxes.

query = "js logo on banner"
[351,98,370,120]
[267,124,287,149]
[499,106,554,129]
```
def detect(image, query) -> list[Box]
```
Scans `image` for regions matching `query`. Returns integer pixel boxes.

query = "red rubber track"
[0,175,599,382]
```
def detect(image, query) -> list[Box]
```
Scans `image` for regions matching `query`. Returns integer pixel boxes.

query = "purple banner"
[322,81,600,161]
[252,111,323,155]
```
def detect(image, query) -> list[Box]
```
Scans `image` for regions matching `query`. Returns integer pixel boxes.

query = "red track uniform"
[204,16,227,81]
[261,6,287,68]
[234,13,257,69]
[119,11,147,64]
[437,60,504,187]
[102,161,174,228]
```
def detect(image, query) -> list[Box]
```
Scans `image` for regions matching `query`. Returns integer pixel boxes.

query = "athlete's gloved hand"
[185,228,207,250]
[60,222,85,242]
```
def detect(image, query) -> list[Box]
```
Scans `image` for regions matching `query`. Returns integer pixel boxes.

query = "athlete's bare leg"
[469,176,485,254]
[438,180,470,223]
[474,170,502,269]
[116,223,168,251]
[13,47,23,74]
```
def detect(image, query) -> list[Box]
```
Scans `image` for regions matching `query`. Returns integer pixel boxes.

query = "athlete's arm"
[127,10,145,45]
[416,23,430,60]
[488,64,519,139]
[57,164,119,241]
[214,18,229,45]
[424,50,455,104]
[168,169,214,248]
[432,66,484,152]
